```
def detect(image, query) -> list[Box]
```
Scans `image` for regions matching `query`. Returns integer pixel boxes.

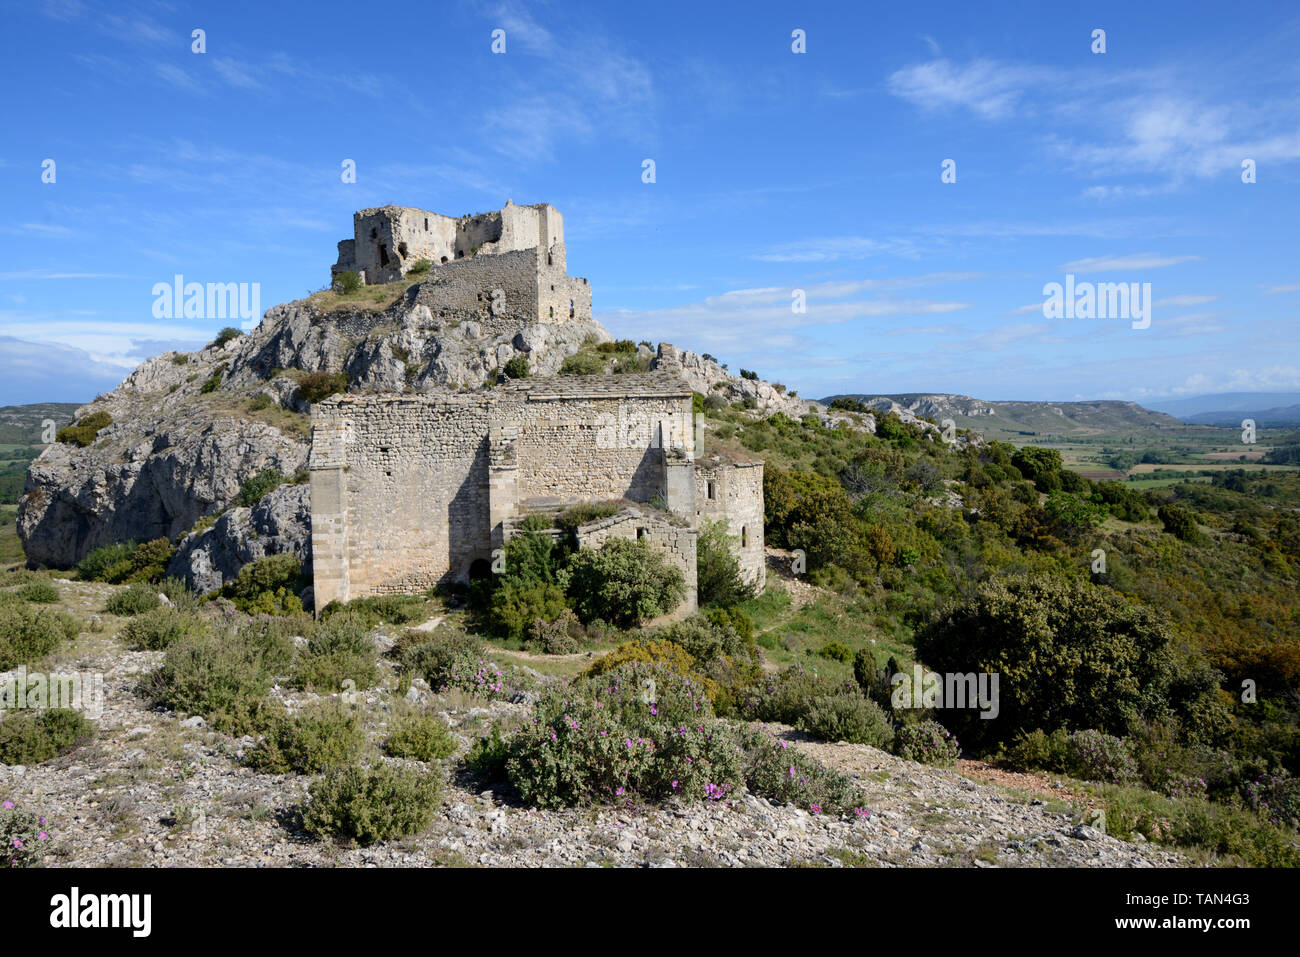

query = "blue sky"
[2,0,1299,407]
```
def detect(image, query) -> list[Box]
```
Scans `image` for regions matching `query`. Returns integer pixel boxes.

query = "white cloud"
[1062,253,1201,272]
[886,58,1051,120]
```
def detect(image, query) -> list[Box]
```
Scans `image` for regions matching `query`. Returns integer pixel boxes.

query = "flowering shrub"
[893,720,961,766]
[506,662,743,808]
[1244,774,1300,830]
[402,633,511,700]
[1,801,51,867]
[799,693,893,747]
[1066,729,1138,784]
[738,727,867,815]
[525,609,583,655]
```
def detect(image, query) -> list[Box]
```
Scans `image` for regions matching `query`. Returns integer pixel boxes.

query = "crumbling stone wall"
[575,510,698,617]
[696,461,766,589]
[308,374,716,610]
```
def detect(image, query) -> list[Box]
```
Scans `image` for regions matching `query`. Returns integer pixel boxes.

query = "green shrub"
[1066,729,1139,784]
[146,628,281,733]
[800,693,894,747]
[738,726,867,815]
[77,538,173,584]
[893,719,961,765]
[465,723,512,779]
[208,327,243,349]
[0,709,94,765]
[235,469,289,507]
[0,604,79,669]
[524,609,583,654]
[119,606,208,650]
[914,574,1217,751]
[739,664,853,724]
[0,803,52,867]
[563,538,686,627]
[696,519,757,607]
[334,270,362,293]
[1158,504,1204,543]
[996,728,1073,773]
[56,410,112,447]
[302,763,442,846]
[294,371,349,404]
[247,701,365,774]
[487,579,568,641]
[407,259,432,275]
[15,580,58,604]
[820,640,853,663]
[554,502,619,532]
[293,615,380,693]
[222,554,304,615]
[506,662,743,808]
[321,594,431,628]
[76,542,137,581]
[105,582,161,616]
[402,632,509,700]
[199,371,223,394]
[384,708,456,762]
[559,352,604,375]
[502,355,530,379]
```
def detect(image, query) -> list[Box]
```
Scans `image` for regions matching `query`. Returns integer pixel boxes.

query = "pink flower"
[2,802,13,810]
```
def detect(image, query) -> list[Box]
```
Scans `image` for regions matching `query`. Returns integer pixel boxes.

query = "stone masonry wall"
[696,461,766,589]
[576,511,698,618]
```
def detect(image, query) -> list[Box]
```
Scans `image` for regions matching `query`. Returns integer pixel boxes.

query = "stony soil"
[1,579,1185,869]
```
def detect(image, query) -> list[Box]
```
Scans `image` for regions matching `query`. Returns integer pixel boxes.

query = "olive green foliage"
[235,469,290,507]
[0,603,79,669]
[77,537,174,584]
[320,594,431,628]
[293,614,381,692]
[559,351,604,375]
[302,764,443,846]
[738,726,867,814]
[208,327,244,349]
[892,719,960,765]
[56,410,112,447]
[15,580,59,604]
[563,538,686,627]
[1158,503,1205,543]
[221,554,305,615]
[554,502,619,532]
[105,582,161,616]
[294,371,349,403]
[502,355,530,379]
[247,701,365,774]
[0,709,94,765]
[384,708,456,762]
[801,693,894,747]
[696,519,757,607]
[146,626,290,734]
[120,606,208,650]
[915,574,1223,750]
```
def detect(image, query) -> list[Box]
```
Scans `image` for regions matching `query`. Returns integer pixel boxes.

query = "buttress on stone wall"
[309,373,763,618]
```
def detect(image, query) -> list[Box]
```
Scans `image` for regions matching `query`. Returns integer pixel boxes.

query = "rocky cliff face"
[20,279,837,590]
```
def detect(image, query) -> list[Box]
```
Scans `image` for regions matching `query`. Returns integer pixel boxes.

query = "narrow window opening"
[378,243,390,266]
[707,481,716,500]
[741,526,748,548]
[637,527,647,540]
[424,218,429,230]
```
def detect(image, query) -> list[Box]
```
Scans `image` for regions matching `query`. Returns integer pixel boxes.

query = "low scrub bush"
[564,538,686,627]
[105,582,161,616]
[15,580,58,604]
[302,763,443,846]
[0,709,94,765]
[222,554,304,616]
[738,727,867,815]
[506,662,742,808]
[247,702,365,774]
[893,719,961,766]
[321,594,431,628]
[384,708,456,762]
[524,609,584,654]
[800,693,894,748]
[0,802,52,867]
[1066,729,1139,784]
[77,538,173,584]
[400,632,509,700]
[56,410,112,447]
[146,628,283,733]
[0,604,79,670]
[739,664,854,725]
[119,606,208,650]
[295,371,349,404]
[293,615,380,693]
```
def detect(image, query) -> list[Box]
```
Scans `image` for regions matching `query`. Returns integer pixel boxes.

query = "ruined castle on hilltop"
[332,199,592,324]
[310,202,764,617]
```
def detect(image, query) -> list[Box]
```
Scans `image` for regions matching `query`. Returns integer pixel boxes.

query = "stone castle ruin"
[332,200,592,325]
[310,202,764,617]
